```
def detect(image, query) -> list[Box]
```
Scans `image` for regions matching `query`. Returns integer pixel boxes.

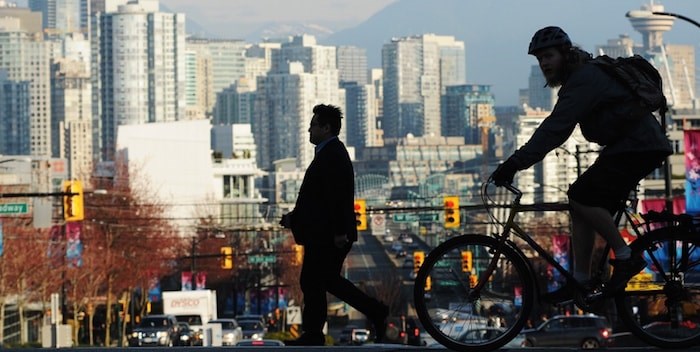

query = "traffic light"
[221,246,233,269]
[354,199,367,231]
[461,250,472,273]
[444,196,460,229]
[63,180,84,221]
[425,275,432,291]
[292,244,304,266]
[469,274,478,288]
[413,251,425,273]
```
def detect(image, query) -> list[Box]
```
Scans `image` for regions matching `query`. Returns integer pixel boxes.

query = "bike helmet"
[528,26,572,55]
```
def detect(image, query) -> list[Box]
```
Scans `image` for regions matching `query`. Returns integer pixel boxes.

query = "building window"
[223,175,248,199]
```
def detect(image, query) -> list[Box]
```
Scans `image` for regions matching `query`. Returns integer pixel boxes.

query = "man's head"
[309,104,343,145]
[528,26,573,87]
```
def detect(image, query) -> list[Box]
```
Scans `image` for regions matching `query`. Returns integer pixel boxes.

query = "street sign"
[248,254,276,264]
[371,214,386,236]
[392,213,418,222]
[0,203,28,214]
[392,213,439,223]
[286,306,302,325]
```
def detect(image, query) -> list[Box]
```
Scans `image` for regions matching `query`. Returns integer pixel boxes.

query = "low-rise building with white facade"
[117,120,267,232]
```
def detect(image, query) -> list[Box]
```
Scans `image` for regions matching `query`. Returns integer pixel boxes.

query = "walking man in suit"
[280,104,389,346]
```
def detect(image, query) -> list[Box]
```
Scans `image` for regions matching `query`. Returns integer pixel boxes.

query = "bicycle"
[414,182,700,351]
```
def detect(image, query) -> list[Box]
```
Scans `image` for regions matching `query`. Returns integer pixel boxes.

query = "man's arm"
[511,64,609,169]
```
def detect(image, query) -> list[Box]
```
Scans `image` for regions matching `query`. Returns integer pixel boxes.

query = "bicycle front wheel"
[615,226,700,348]
[414,235,535,352]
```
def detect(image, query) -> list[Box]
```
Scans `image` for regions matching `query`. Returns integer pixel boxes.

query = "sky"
[159,0,397,38]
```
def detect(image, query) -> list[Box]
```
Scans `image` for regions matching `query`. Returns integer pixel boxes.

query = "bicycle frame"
[473,183,641,298]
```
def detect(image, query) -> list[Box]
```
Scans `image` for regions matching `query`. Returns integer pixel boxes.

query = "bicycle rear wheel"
[414,235,534,352]
[615,226,700,348]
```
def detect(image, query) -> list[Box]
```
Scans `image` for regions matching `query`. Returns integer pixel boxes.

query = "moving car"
[128,314,179,347]
[238,319,267,340]
[208,318,243,346]
[175,322,195,346]
[521,314,612,348]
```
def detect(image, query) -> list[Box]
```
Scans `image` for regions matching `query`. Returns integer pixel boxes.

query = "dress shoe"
[371,303,390,343]
[283,332,325,346]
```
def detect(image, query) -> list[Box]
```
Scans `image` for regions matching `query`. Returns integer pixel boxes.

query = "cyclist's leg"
[569,203,596,281]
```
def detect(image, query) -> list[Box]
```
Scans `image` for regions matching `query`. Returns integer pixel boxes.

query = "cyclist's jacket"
[510,61,673,170]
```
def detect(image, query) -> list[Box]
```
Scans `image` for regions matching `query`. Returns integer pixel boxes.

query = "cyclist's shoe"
[606,255,647,293]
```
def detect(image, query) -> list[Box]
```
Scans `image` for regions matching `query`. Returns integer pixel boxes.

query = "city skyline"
[159,0,700,106]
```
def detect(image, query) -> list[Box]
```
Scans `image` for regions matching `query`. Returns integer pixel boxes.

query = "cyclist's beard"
[545,67,567,88]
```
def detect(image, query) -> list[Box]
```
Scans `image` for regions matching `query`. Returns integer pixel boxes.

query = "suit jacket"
[290,138,358,248]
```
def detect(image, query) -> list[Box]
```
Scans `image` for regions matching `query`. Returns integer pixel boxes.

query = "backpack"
[591,55,668,117]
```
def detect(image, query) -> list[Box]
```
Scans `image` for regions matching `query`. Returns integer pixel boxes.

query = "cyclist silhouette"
[490,26,673,300]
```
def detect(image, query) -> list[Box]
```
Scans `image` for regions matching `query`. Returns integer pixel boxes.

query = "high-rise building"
[382,34,466,141]
[80,0,129,37]
[51,59,92,179]
[0,70,30,155]
[527,65,558,111]
[0,18,52,157]
[244,42,280,91]
[442,84,496,146]
[254,35,345,170]
[627,2,696,109]
[185,38,247,117]
[92,0,186,160]
[29,0,80,35]
[369,68,384,147]
[213,78,255,125]
[337,46,367,84]
[0,3,42,33]
[342,81,377,152]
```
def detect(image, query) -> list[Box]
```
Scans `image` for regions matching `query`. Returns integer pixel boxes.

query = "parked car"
[175,322,195,346]
[128,314,179,347]
[235,339,285,347]
[402,257,414,269]
[208,318,243,346]
[522,314,612,348]
[391,241,404,253]
[238,319,267,340]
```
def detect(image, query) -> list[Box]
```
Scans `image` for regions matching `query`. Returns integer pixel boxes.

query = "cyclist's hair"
[313,104,343,136]
[546,45,592,87]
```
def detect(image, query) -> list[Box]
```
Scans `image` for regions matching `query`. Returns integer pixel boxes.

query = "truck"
[162,290,219,346]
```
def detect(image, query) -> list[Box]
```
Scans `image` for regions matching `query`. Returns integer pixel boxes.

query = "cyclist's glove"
[490,159,519,186]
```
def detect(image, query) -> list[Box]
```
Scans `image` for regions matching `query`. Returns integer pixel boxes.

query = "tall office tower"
[79,0,129,37]
[0,71,30,155]
[337,46,367,84]
[527,65,558,111]
[0,3,42,33]
[0,18,52,156]
[244,42,280,91]
[369,68,384,147]
[382,34,466,141]
[442,85,496,146]
[92,0,186,161]
[628,2,696,109]
[213,78,255,125]
[51,33,91,178]
[254,35,344,170]
[29,0,80,35]
[341,81,377,151]
[51,59,92,179]
[596,34,636,57]
[186,38,247,115]
[184,47,212,119]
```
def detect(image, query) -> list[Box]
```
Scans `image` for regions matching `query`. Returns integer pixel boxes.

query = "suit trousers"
[300,242,382,334]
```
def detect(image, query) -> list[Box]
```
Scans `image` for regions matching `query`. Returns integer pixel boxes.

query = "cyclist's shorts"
[568,151,668,214]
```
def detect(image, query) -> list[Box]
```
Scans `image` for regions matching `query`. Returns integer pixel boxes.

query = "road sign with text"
[0,203,28,214]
